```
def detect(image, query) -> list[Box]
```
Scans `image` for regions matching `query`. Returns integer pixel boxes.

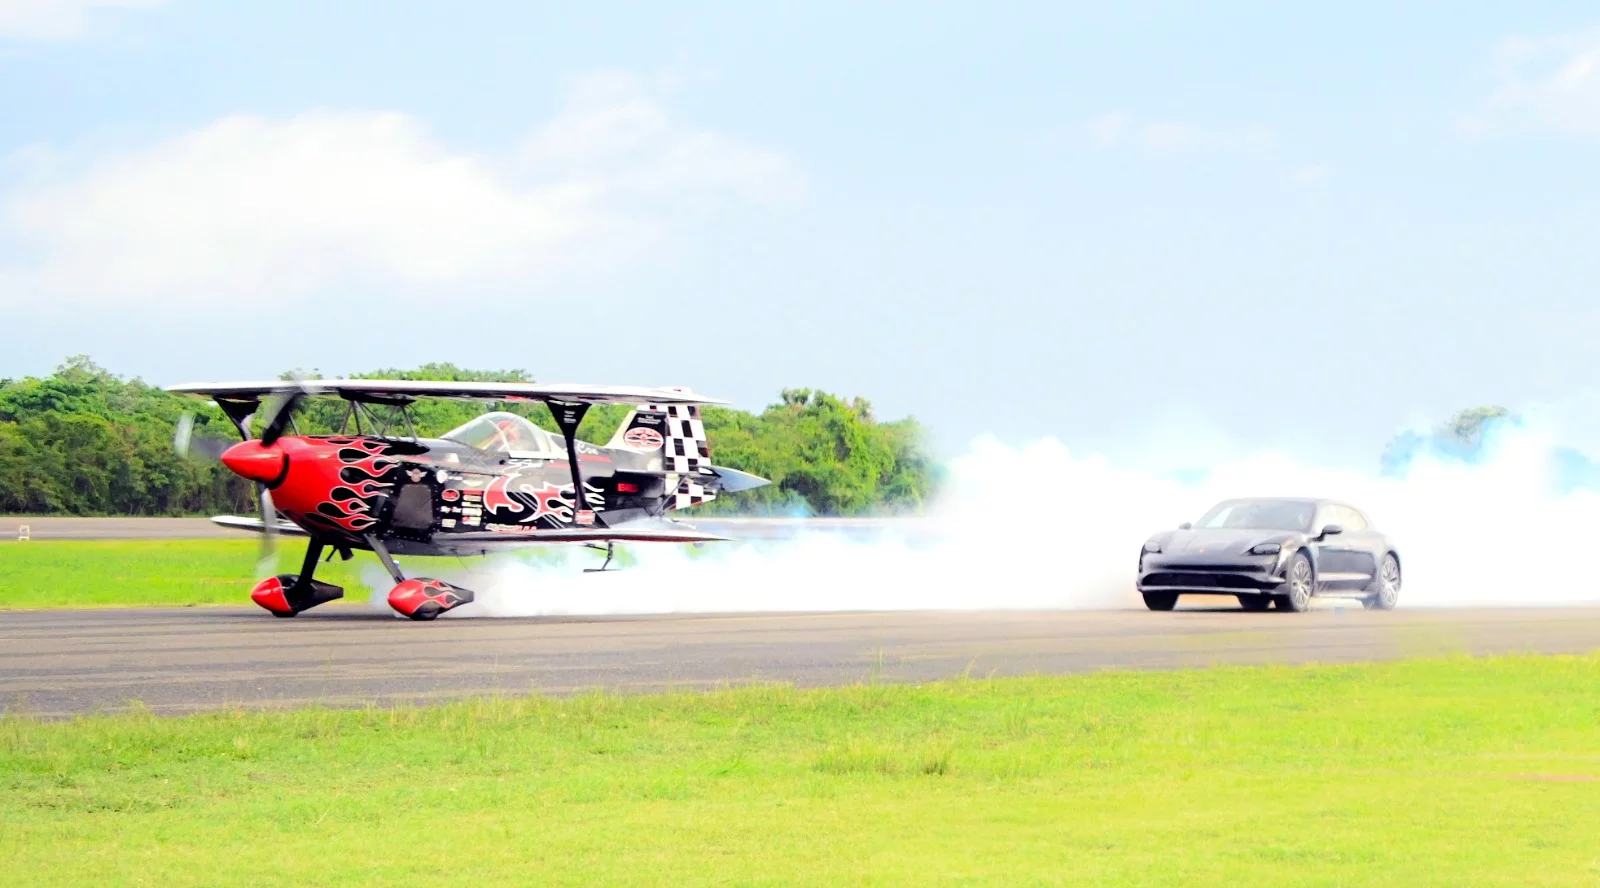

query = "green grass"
[0,540,597,609]
[3,654,1598,886]
[0,540,378,608]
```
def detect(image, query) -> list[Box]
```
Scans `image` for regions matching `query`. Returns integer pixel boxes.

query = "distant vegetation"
[1381,405,1600,493]
[0,357,939,517]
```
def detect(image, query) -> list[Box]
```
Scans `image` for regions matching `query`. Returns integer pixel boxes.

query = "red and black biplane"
[167,379,768,620]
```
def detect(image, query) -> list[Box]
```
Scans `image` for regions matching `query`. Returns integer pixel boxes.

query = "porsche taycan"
[1136,497,1402,613]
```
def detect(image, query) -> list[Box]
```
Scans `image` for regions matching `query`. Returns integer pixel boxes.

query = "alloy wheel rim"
[1290,559,1311,604]
[1380,559,1400,604]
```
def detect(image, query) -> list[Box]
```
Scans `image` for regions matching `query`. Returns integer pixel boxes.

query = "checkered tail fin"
[607,404,717,512]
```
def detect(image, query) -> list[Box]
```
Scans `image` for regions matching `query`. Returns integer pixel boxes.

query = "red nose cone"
[221,441,287,485]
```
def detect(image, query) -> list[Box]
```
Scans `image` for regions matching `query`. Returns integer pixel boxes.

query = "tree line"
[1380,404,1599,494]
[0,357,940,517]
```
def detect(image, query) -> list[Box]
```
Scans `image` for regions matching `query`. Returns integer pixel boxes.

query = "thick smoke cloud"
[364,404,1600,616]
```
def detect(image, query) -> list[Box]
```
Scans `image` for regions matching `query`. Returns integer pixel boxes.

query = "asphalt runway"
[3,605,1598,718]
[1,516,236,540]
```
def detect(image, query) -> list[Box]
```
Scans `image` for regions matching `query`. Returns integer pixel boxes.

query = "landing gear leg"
[250,537,346,617]
[583,540,617,573]
[366,533,406,583]
[299,538,325,580]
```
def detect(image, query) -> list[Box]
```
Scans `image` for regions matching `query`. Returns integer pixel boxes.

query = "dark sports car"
[1136,497,1402,613]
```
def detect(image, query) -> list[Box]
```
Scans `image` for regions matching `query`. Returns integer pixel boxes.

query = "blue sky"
[2,1,1598,463]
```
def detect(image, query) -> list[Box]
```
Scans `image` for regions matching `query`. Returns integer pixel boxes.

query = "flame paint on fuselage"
[251,433,692,551]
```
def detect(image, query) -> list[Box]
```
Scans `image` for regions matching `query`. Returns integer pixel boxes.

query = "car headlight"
[1142,540,1162,554]
[1248,543,1281,556]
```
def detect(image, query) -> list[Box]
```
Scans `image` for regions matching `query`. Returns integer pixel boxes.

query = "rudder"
[607,404,711,473]
[606,404,717,511]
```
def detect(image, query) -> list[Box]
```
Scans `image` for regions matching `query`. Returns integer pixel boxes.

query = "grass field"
[0,540,588,609]
[3,654,1598,886]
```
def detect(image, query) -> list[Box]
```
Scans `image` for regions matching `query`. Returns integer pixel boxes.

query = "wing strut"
[546,400,597,525]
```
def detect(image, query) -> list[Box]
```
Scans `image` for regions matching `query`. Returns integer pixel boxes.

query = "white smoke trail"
[363,405,1600,616]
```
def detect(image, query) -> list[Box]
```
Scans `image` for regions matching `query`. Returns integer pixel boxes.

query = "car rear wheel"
[1142,591,1179,611]
[1363,554,1401,611]
[1237,594,1272,612]
[1273,552,1314,612]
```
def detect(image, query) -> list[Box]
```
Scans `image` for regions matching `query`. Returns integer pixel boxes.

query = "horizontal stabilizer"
[710,465,770,492]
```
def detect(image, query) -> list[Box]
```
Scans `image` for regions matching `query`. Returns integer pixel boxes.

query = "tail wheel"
[1142,591,1179,611]
[1237,594,1272,612]
[1364,555,1401,611]
[1274,552,1314,612]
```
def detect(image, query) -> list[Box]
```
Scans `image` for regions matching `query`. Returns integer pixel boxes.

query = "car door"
[1340,506,1385,588]
[1313,504,1376,591]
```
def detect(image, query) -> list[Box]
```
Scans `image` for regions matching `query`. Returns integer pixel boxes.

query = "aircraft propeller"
[256,486,280,575]
[258,375,317,446]
[171,411,234,461]
[171,376,319,569]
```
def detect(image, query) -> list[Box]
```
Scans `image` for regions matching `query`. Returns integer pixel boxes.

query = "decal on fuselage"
[624,427,665,450]
[483,473,576,525]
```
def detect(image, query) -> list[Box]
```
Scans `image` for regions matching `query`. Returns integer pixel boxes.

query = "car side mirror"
[1317,524,1343,539]
[1178,522,1192,530]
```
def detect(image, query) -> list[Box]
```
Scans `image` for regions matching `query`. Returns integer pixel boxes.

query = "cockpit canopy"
[442,411,564,457]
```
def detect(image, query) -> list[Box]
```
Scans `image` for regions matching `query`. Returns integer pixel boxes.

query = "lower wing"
[208,515,728,544]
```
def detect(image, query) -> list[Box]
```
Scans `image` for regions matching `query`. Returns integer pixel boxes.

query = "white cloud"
[0,71,800,311]
[1084,111,1273,151]
[0,0,163,40]
[1484,28,1600,135]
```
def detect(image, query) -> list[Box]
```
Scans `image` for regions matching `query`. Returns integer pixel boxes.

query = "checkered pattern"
[670,477,716,511]
[643,403,711,473]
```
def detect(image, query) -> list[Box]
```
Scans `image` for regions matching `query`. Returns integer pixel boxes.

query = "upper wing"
[165,379,726,406]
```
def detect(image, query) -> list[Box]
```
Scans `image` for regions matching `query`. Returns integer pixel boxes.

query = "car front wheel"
[1142,591,1179,611]
[1238,594,1272,612]
[1274,552,1314,612]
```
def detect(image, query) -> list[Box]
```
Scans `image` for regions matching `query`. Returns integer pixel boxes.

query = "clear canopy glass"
[442,411,564,456]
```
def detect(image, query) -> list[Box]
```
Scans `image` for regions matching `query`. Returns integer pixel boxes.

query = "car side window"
[1326,505,1367,532]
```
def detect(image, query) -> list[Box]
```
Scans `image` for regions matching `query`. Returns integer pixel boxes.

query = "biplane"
[167,379,769,620]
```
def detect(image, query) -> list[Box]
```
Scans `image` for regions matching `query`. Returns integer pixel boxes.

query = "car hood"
[1152,529,1299,556]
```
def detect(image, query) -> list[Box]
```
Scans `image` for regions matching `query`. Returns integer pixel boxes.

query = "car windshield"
[442,411,563,456]
[1195,499,1315,532]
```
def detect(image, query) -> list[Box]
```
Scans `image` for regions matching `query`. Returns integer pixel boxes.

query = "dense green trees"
[696,389,938,515]
[0,357,249,516]
[0,358,937,517]
[1442,406,1511,446]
